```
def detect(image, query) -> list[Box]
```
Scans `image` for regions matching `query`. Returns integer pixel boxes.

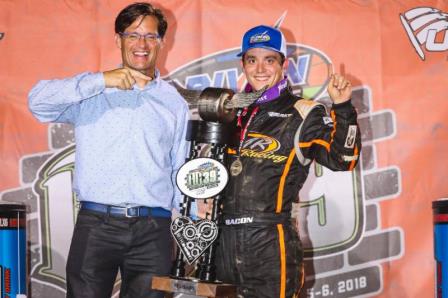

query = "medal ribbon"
[236,106,259,156]
[244,77,289,105]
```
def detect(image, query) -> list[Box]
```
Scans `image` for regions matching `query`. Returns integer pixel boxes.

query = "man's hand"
[327,73,352,104]
[103,67,152,90]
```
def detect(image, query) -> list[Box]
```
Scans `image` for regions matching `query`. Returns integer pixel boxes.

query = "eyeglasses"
[119,32,161,43]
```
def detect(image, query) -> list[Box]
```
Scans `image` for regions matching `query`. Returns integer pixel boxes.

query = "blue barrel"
[434,199,448,298]
[0,202,26,298]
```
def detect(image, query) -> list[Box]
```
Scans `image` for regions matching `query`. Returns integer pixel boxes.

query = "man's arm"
[298,101,361,171]
[297,73,361,171]
[28,67,152,124]
[28,72,105,124]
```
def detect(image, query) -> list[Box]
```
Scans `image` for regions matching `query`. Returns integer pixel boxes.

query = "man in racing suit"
[215,25,361,298]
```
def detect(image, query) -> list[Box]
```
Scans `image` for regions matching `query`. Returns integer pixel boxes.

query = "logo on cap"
[250,31,271,44]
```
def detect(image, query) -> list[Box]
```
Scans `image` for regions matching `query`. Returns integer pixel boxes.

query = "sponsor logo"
[225,217,254,225]
[244,133,280,152]
[0,217,25,228]
[322,116,333,125]
[240,148,288,163]
[0,218,7,227]
[278,78,288,91]
[268,111,292,118]
[176,158,229,199]
[185,161,221,191]
[250,31,271,43]
[344,125,357,149]
[241,132,288,163]
[342,154,359,162]
[400,7,448,60]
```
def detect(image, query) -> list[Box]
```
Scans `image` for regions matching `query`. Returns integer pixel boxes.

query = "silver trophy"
[152,85,264,297]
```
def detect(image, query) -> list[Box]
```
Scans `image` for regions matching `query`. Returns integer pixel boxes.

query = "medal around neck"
[176,157,229,199]
[230,158,243,176]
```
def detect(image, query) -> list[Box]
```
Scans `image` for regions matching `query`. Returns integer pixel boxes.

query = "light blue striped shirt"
[28,71,190,212]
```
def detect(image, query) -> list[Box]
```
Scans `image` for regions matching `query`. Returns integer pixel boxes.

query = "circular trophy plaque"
[176,157,229,199]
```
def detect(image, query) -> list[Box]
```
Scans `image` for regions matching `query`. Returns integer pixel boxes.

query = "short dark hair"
[115,2,168,38]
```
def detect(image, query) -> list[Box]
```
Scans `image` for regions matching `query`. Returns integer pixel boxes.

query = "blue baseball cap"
[237,25,287,57]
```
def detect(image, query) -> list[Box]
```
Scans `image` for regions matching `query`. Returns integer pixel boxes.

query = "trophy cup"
[152,85,263,298]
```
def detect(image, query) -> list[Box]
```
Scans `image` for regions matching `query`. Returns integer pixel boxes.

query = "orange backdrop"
[1,1,447,297]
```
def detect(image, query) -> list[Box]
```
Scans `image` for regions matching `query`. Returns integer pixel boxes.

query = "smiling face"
[242,47,288,91]
[115,15,162,77]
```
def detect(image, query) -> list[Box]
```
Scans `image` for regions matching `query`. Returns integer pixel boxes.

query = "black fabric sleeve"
[298,100,361,171]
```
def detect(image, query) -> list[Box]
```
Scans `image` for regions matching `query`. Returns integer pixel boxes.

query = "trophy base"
[152,276,236,298]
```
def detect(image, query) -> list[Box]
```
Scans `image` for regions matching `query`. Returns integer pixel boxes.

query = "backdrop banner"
[1,1,447,297]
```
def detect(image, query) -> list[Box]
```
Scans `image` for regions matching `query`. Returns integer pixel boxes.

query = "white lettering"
[342,155,359,162]
[0,218,8,227]
[426,29,448,51]
[225,217,254,225]
[278,80,288,92]
[268,112,292,118]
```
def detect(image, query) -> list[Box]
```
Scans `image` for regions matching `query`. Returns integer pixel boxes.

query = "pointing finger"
[126,73,136,87]
[126,68,153,81]
[333,74,341,87]
[337,76,344,89]
[124,75,134,90]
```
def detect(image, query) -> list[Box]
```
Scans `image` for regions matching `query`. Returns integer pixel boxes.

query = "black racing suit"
[215,89,361,298]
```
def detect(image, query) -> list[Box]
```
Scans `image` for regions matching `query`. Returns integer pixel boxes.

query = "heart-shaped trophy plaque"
[171,216,219,264]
